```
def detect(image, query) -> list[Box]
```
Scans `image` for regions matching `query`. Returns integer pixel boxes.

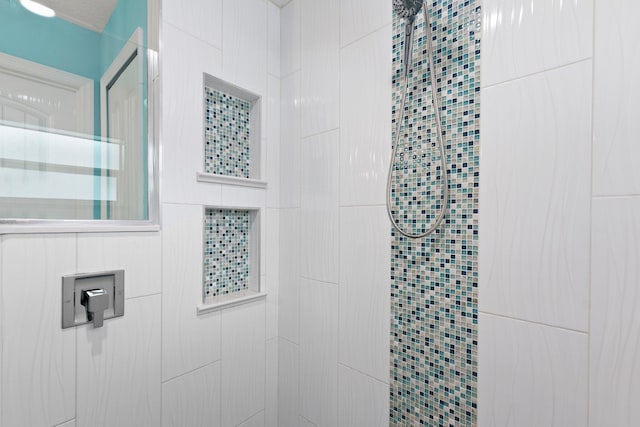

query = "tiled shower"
[0,0,639,427]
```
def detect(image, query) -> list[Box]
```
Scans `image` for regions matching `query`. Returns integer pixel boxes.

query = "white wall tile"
[266,75,281,208]
[265,338,278,427]
[479,61,592,331]
[162,204,221,380]
[482,0,593,87]
[162,362,221,427]
[161,23,223,206]
[77,232,161,299]
[339,206,390,382]
[478,313,588,427]
[340,0,392,47]
[222,0,268,97]
[162,0,222,49]
[239,410,265,427]
[299,279,338,427]
[300,130,339,283]
[267,2,281,77]
[300,0,340,137]
[56,420,76,427]
[280,72,301,208]
[340,26,392,206]
[77,295,161,427]
[278,338,299,427]
[279,208,300,343]
[281,0,301,76]
[1,235,76,427]
[590,197,640,426]
[593,1,640,196]
[265,209,280,340]
[338,365,389,427]
[220,186,266,208]
[221,301,266,427]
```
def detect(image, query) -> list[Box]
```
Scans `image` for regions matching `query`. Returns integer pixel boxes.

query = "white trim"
[196,172,268,189]
[197,291,267,315]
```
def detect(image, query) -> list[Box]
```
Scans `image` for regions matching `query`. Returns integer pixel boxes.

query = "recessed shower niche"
[196,73,266,188]
[198,207,263,314]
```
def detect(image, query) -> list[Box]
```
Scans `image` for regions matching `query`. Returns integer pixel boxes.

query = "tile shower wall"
[480,0,640,425]
[389,1,480,425]
[278,0,392,426]
[0,1,281,426]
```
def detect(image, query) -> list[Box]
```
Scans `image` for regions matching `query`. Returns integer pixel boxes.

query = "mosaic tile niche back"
[204,87,251,178]
[203,209,250,299]
[390,1,480,425]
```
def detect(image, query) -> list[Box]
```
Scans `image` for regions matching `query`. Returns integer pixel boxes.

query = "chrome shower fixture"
[393,0,424,78]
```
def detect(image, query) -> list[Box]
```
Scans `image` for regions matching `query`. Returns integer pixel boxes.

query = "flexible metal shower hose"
[386,4,449,239]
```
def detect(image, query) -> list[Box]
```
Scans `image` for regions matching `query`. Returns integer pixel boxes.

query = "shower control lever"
[81,289,109,328]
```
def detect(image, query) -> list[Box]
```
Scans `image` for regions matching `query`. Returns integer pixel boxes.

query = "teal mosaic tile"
[204,87,251,178]
[390,1,480,425]
[203,209,250,298]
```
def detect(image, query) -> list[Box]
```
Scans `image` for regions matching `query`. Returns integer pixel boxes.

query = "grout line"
[481,57,593,90]
[587,2,597,425]
[340,22,394,51]
[479,311,589,335]
[161,359,221,384]
[338,362,390,387]
[592,194,640,199]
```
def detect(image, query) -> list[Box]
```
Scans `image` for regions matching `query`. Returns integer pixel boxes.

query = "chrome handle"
[81,289,109,328]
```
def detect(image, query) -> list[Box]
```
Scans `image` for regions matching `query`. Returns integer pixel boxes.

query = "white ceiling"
[37,0,119,33]
[269,0,293,7]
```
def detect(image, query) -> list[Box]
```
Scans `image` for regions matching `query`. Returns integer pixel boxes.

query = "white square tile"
[340,0,392,47]
[338,365,389,427]
[278,338,299,427]
[479,61,592,331]
[161,23,223,206]
[482,0,593,87]
[300,130,339,283]
[77,232,161,299]
[221,301,266,427]
[162,0,222,49]
[339,26,392,206]
[299,279,338,427]
[590,197,640,426]
[338,206,390,382]
[162,362,221,427]
[300,0,340,137]
[77,295,161,427]
[478,314,588,427]
[593,1,640,196]
[280,72,301,208]
[162,204,221,381]
[279,208,300,343]
[281,0,301,76]
[222,0,268,97]
[1,235,76,427]
[267,2,281,77]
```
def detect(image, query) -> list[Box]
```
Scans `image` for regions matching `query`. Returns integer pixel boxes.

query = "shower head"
[394,0,424,79]
[393,0,423,22]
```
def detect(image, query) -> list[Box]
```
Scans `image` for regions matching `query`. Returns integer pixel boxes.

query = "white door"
[0,53,95,219]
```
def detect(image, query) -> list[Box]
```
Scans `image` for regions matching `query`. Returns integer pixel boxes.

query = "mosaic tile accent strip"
[204,87,251,178]
[390,1,480,426]
[203,209,250,298]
